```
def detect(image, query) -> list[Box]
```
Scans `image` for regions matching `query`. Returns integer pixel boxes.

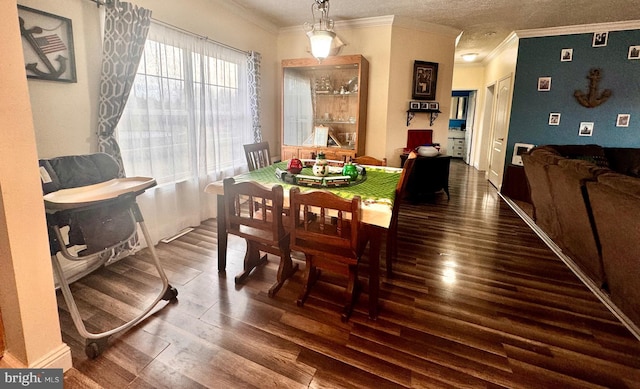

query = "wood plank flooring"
[60,160,640,388]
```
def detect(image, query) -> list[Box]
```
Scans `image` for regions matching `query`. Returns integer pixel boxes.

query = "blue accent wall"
[506,29,640,165]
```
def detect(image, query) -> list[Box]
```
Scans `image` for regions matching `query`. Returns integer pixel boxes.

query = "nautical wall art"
[17,5,77,82]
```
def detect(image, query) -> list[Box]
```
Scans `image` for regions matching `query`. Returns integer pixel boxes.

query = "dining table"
[204,160,401,319]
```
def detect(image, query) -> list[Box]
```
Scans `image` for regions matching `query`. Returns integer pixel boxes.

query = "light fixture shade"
[307,30,336,60]
[461,53,478,62]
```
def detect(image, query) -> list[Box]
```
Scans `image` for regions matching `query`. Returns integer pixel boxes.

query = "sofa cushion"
[604,147,640,177]
[529,147,564,165]
[551,144,610,168]
[596,172,640,197]
[556,158,610,180]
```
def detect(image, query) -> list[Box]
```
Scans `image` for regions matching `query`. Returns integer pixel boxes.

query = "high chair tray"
[44,177,156,211]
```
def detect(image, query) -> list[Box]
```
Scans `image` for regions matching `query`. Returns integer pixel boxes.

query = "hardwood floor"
[60,160,640,388]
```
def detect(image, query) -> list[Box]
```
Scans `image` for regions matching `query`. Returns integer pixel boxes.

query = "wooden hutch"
[281,54,369,161]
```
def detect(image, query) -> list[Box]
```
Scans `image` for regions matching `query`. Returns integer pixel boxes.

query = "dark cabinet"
[501,164,531,203]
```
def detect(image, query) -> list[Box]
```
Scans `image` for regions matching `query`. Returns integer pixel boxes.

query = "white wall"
[387,21,458,166]
[0,0,71,370]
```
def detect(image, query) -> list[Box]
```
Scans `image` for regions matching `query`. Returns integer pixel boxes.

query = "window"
[118,22,253,186]
[116,22,254,242]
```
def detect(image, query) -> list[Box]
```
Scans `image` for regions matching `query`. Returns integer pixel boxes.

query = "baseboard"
[160,227,195,243]
[0,343,72,371]
[501,194,640,342]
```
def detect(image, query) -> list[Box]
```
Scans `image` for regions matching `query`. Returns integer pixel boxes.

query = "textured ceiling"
[226,0,640,62]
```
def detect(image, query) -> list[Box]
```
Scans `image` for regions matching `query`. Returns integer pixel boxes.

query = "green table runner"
[233,162,400,206]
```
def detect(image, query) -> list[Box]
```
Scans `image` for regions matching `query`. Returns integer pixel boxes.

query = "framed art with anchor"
[17,5,77,83]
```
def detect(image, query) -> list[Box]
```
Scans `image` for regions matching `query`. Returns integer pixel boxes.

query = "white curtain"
[117,22,253,243]
[283,70,314,145]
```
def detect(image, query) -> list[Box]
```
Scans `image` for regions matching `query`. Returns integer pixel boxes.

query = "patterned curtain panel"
[248,51,262,143]
[97,0,152,177]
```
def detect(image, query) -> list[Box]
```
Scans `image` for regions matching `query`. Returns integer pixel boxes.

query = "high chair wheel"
[84,337,109,359]
[162,286,178,301]
[85,342,100,359]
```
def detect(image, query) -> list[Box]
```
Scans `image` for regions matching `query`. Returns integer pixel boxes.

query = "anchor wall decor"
[574,68,612,108]
[17,6,77,83]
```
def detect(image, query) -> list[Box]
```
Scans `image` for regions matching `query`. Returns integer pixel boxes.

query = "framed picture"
[429,102,439,110]
[616,114,630,127]
[420,102,429,110]
[628,46,640,60]
[412,60,438,100]
[579,122,594,137]
[549,113,561,125]
[561,48,573,62]
[17,5,77,82]
[313,125,329,146]
[537,77,551,91]
[409,101,420,110]
[592,32,608,47]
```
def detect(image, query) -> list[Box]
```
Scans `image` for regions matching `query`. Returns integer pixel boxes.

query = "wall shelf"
[406,109,441,126]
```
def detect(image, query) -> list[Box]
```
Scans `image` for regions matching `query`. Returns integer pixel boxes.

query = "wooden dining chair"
[352,155,387,166]
[223,178,297,297]
[243,142,272,171]
[289,187,367,322]
[386,151,418,277]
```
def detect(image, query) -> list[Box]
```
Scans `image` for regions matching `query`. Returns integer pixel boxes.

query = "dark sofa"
[522,144,640,327]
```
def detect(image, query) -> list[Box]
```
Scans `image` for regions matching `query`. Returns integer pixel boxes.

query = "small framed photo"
[628,46,640,60]
[561,49,573,62]
[549,113,561,125]
[409,101,420,110]
[616,114,630,127]
[420,102,429,110]
[313,125,329,146]
[537,77,551,91]
[579,122,594,137]
[592,32,608,47]
[429,102,439,110]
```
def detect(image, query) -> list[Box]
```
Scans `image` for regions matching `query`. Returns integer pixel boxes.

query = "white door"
[488,74,513,189]
[463,90,477,164]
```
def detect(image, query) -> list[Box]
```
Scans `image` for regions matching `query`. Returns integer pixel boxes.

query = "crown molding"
[279,15,395,34]
[482,31,519,65]
[515,19,640,39]
[279,14,460,36]
[339,15,395,29]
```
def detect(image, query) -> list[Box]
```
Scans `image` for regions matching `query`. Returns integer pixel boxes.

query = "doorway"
[487,74,513,189]
[448,90,477,164]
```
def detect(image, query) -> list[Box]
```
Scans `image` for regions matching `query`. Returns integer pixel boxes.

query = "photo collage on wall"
[539,31,638,137]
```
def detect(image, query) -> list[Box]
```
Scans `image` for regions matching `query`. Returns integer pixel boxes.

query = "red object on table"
[287,158,303,174]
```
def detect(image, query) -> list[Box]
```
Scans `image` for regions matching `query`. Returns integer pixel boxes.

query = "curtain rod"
[151,18,250,56]
[84,0,250,55]
[87,0,111,7]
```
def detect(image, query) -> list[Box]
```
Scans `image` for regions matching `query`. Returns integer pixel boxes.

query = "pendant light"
[304,0,336,61]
